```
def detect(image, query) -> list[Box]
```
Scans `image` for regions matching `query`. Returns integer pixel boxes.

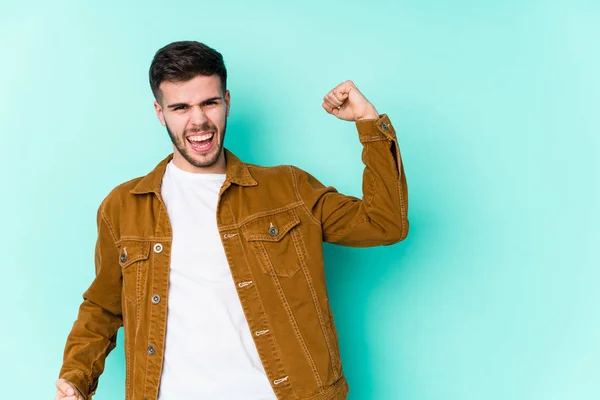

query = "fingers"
[56,379,76,396]
[322,80,364,120]
[322,93,343,116]
[55,391,82,400]
[323,90,348,109]
[323,80,354,114]
[55,379,82,399]
[322,102,338,115]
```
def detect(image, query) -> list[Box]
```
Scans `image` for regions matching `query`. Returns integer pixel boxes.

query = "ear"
[154,101,166,126]
[224,90,231,117]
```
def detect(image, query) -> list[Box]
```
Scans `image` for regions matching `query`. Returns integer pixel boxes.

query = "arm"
[293,80,409,246]
[58,199,123,399]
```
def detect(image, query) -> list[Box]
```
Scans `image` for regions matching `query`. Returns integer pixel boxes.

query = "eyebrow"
[166,96,222,110]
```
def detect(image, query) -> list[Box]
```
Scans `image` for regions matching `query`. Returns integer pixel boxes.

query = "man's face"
[154,74,230,172]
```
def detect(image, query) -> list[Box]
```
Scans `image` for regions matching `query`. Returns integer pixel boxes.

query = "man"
[56,40,409,400]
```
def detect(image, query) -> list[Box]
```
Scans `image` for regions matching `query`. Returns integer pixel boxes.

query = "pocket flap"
[118,240,151,268]
[243,209,300,242]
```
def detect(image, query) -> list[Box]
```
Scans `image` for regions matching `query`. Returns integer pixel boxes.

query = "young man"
[56,41,409,400]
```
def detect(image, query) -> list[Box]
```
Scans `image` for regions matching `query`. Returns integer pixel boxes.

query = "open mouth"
[187,132,215,153]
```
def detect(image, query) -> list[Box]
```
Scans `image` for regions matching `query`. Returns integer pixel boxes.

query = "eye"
[174,105,187,111]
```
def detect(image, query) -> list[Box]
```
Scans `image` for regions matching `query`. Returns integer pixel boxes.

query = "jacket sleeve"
[292,113,409,247]
[58,199,123,399]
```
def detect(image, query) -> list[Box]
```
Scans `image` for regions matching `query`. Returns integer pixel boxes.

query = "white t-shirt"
[157,160,277,400]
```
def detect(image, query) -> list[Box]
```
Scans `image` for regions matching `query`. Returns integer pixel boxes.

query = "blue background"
[1,0,598,399]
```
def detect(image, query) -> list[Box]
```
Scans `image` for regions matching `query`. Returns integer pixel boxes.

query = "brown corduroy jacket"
[59,113,409,399]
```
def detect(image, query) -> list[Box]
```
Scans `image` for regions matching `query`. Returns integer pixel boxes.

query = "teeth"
[188,132,214,142]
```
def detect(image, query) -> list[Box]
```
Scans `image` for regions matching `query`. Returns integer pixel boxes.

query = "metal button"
[147,345,156,355]
[120,252,127,263]
[268,223,278,237]
[151,294,161,304]
[153,243,163,253]
[380,121,389,131]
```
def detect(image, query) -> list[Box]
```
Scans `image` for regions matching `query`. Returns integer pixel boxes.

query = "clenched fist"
[322,80,379,121]
[55,379,84,400]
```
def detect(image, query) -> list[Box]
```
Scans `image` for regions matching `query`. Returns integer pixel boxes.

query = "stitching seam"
[257,241,323,388]
[290,165,321,226]
[292,221,339,380]
[238,228,299,399]
[220,201,304,230]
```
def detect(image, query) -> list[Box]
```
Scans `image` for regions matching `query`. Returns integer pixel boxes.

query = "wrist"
[356,108,379,121]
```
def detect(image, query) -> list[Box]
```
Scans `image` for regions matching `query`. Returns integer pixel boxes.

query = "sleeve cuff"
[355,113,396,143]
[60,370,90,399]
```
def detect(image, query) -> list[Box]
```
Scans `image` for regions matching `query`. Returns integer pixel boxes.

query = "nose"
[190,105,208,125]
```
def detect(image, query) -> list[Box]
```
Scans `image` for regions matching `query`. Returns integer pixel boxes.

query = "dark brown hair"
[149,41,227,101]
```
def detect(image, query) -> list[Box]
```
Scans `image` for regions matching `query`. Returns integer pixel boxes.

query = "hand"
[55,378,84,400]
[322,80,379,122]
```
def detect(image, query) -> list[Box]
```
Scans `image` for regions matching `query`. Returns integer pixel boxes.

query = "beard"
[165,119,227,169]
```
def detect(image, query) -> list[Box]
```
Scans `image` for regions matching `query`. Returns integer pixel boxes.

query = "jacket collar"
[129,147,257,195]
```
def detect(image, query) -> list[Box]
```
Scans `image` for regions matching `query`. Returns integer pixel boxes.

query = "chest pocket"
[242,208,304,277]
[118,240,151,304]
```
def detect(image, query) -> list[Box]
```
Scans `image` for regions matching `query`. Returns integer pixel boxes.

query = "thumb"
[334,90,349,103]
